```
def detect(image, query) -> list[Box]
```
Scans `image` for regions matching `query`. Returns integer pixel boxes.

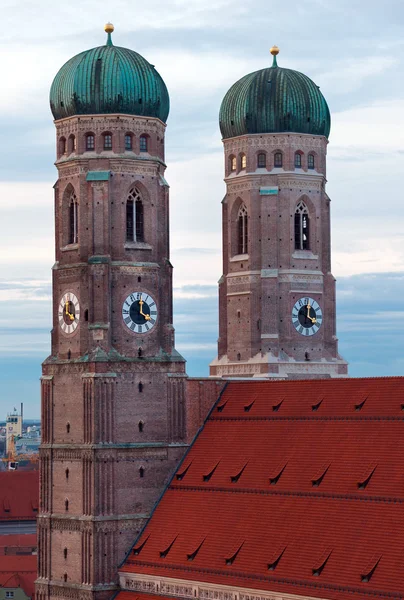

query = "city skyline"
[2,0,404,416]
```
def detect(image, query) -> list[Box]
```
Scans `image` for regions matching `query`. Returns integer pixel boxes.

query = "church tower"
[210,47,348,379]
[36,25,187,600]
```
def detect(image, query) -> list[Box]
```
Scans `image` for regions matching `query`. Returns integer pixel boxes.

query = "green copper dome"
[50,27,169,122]
[219,51,330,139]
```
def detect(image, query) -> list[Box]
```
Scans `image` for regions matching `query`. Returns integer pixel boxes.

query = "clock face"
[59,292,80,334]
[292,297,322,336]
[122,291,158,334]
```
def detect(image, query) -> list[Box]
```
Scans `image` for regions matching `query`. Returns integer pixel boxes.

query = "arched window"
[126,187,144,242]
[139,467,145,478]
[68,192,78,245]
[230,156,236,172]
[274,152,283,168]
[86,134,95,151]
[308,154,315,169]
[237,204,248,255]
[138,421,144,433]
[59,137,66,156]
[294,152,302,168]
[139,135,148,152]
[65,499,69,511]
[240,154,247,169]
[257,153,266,168]
[295,201,310,250]
[64,548,68,559]
[125,134,133,151]
[103,133,112,150]
[67,135,76,154]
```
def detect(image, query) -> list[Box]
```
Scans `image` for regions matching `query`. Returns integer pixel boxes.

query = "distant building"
[5,410,22,455]
[0,555,36,600]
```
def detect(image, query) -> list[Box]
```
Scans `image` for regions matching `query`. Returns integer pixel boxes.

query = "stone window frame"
[294,150,304,169]
[274,150,283,168]
[125,132,134,151]
[139,134,149,153]
[229,154,237,174]
[102,131,113,151]
[59,137,66,157]
[257,151,267,169]
[85,132,95,151]
[67,134,76,154]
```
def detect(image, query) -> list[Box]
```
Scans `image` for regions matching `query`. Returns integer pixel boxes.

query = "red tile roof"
[120,377,404,600]
[0,534,37,555]
[0,555,37,598]
[0,472,39,521]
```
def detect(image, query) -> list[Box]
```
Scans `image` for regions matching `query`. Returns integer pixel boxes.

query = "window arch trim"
[126,187,144,243]
[68,191,78,245]
[294,200,310,251]
[237,203,248,255]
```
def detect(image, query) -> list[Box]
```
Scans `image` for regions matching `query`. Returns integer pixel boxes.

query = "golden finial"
[270,45,279,67]
[104,22,114,33]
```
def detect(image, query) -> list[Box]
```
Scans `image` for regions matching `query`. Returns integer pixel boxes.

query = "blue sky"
[1,0,404,417]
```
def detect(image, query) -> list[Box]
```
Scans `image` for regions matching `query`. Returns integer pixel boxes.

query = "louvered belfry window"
[69,193,78,244]
[295,200,309,250]
[126,187,144,243]
[237,204,248,255]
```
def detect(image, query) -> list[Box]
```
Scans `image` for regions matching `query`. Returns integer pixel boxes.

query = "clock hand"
[306,303,316,324]
[138,300,151,321]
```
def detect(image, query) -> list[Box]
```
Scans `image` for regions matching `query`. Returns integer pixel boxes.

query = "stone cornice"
[120,572,332,600]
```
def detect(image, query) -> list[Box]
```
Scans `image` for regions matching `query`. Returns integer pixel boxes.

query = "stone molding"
[227,274,260,286]
[120,572,328,600]
[224,133,327,154]
[56,114,166,137]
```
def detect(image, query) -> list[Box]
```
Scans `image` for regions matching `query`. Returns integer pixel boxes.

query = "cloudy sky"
[1,0,404,417]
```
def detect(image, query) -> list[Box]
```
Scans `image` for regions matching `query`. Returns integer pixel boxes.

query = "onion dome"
[219,47,330,139]
[50,24,169,122]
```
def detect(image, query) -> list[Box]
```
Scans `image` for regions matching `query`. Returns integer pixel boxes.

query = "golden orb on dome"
[270,45,280,56]
[104,22,114,33]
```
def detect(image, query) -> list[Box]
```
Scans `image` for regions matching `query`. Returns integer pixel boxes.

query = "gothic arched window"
[230,156,236,172]
[86,133,95,151]
[240,154,247,170]
[274,152,283,168]
[308,154,315,169]
[126,187,144,243]
[257,153,266,168]
[237,204,248,255]
[68,192,78,245]
[294,152,302,168]
[295,201,310,250]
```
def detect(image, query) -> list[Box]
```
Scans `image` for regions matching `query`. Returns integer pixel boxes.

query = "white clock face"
[122,291,158,334]
[292,296,322,336]
[59,292,80,334]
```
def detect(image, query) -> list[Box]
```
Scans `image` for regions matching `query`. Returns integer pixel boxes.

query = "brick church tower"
[210,47,348,379]
[36,25,187,600]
